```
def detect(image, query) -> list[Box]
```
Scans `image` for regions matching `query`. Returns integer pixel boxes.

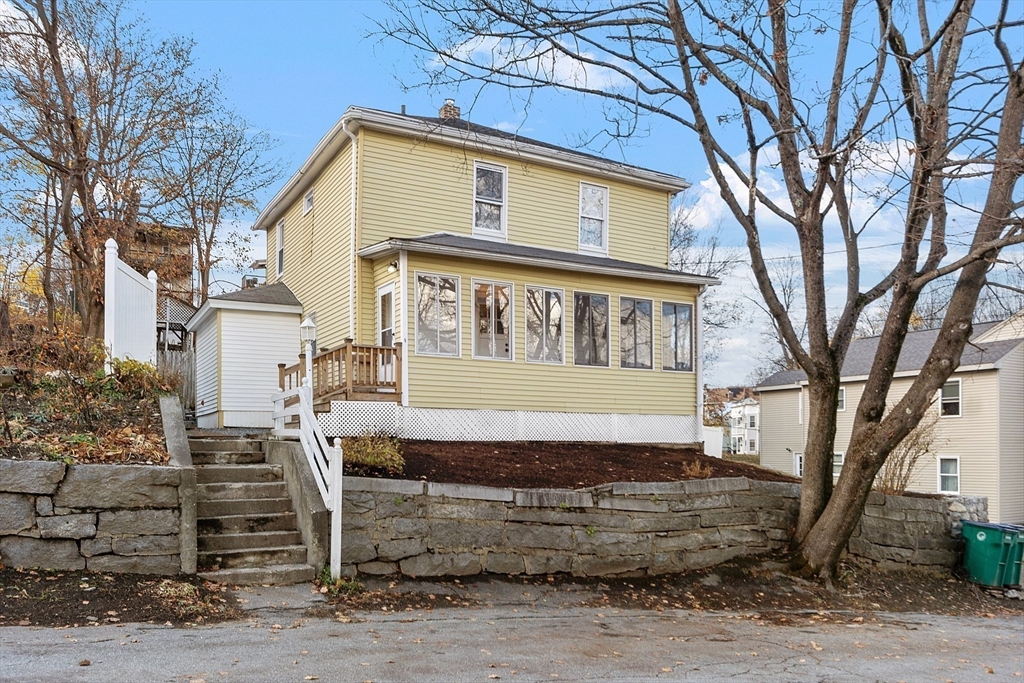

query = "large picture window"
[474,162,506,238]
[415,273,460,356]
[525,287,563,363]
[573,292,609,367]
[473,281,512,360]
[662,302,693,371]
[619,297,652,369]
[578,183,608,253]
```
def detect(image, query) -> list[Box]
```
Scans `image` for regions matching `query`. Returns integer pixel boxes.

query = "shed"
[185,283,303,428]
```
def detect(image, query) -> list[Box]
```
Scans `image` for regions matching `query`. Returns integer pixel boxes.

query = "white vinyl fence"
[104,238,157,368]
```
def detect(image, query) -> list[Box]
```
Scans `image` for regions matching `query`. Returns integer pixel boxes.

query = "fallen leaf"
[304,677,319,681]
[811,642,823,651]
[79,660,91,667]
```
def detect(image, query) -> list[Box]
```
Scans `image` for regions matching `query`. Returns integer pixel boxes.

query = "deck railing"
[279,339,402,403]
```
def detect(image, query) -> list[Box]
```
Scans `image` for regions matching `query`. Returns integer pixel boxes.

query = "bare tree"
[379,0,1024,577]
[874,411,943,496]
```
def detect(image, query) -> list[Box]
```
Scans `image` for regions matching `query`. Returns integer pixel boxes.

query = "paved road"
[2,582,1022,682]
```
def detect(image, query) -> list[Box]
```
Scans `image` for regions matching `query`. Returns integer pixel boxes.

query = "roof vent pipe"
[439,98,460,120]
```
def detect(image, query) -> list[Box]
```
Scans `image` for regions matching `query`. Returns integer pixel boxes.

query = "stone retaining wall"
[340,476,986,578]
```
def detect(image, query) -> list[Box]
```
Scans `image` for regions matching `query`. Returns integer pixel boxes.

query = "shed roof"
[210,282,302,307]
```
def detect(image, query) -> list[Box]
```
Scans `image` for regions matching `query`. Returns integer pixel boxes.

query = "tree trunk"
[793,378,838,543]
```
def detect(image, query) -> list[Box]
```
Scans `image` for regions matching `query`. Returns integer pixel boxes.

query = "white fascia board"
[253,106,690,232]
[359,239,721,287]
[184,301,215,332]
[756,383,802,392]
[757,363,999,392]
[186,299,303,331]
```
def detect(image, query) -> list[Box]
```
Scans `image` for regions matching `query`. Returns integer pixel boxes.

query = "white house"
[726,397,760,456]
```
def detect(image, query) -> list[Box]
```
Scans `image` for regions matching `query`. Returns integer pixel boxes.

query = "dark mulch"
[0,568,243,628]
[362,440,799,489]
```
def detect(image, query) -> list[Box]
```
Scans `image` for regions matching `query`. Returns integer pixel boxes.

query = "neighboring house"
[726,397,760,456]
[757,313,1024,523]
[123,223,196,351]
[215,102,719,441]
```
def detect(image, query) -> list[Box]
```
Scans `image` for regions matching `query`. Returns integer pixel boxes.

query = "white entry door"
[377,284,395,384]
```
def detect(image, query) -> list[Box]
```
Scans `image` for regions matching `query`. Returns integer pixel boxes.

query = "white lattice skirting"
[318,402,701,444]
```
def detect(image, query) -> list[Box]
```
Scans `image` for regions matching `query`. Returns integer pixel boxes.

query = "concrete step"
[198,563,316,586]
[191,451,266,465]
[197,482,288,501]
[198,545,308,570]
[196,464,283,484]
[198,530,303,552]
[197,497,293,518]
[198,512,299,535]
[188,439,264,454]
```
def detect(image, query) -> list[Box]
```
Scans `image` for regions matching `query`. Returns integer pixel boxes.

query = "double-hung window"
[662,302,693,372]
[573,292,609,367]
[275,220,285,277]
[939,457,960,494]
[833,452,845,479]
[525,286,563,363]
[578,183,608,254]
[303,189,314,215]
[473,162,506,239]
[940,379,961,417]
[619,297,652,369]
[473,281,512,360]
[415,273,460,356]
[794,453,804,477]
[748,414,757,429]
[837,387,846,412]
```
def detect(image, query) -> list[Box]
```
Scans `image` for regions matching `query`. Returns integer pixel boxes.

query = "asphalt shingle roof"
[209,282,301,307]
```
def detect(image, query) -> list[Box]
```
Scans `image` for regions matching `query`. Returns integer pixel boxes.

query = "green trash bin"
[1001,523,1024,588]
[961,521,1020,587]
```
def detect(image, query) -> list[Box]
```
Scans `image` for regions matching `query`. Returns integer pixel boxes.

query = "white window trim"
[618,296,654,371]
[798,388,804,424]
[939,378,962,419]
[524,284,566,366]
[376,283,395,348]
[577,181,609,256]
[748,414,757,429]
[837,387,846,412]
[572,290,613,368]
[938,456,961,494]
[661,301,695,373]
[413,271,462,358]
[832,451,845,479]
[275,219,285,280]
[471,278,515,362]
[303,189,314,215]
[794,452,804,477]
[472,161,508,241]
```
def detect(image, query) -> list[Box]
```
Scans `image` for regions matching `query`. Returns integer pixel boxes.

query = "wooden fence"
[158,346,195,412]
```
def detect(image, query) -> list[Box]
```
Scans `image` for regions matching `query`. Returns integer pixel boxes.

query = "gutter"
[756,362,1001,392]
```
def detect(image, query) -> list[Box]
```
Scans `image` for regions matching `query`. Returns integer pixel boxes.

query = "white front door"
[377,284,395,383]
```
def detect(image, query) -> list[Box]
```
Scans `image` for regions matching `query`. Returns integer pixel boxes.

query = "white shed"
[185,283,303,429]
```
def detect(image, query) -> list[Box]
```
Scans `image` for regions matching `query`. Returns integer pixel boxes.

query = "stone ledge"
[0,460,66,495]
[426,482,514,502]
[514,489,594,509]
[346,477,426,496]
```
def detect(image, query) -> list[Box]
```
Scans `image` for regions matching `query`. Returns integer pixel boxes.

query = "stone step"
[196,464,283,484]
[197,497,293,518]
[188,439,264,454]
[198,512,300,535]
[191,451,266,465]
[198,563,316,586]
[198,545,307,570]
[197,482,288,501]
[198,530,303,552]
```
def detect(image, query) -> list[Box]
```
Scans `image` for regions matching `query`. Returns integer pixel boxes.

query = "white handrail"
[272,380,345,579]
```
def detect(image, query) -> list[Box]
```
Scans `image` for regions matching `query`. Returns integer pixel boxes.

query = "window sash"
[661,302,693,371]
[794,453,804,477]
[833,452,844,478]
[619,297,652,369]
[939,458,959,493]
[573,293,609,367]
[473,281,512,360]
[525,287,564,363]
[579,183,607,251]
[940,380,961,416]
[474,163,506,235]
[837,387,846,411]
[415,274,459,356]
[303,189,314,215]
[276,220,284,275]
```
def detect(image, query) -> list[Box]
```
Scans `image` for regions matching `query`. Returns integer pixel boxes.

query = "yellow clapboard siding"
[402,251,698,414]
[359,129,672,268]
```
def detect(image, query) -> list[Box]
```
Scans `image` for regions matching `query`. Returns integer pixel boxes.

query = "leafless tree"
[874,411,943,496]
[379,0,1024,577]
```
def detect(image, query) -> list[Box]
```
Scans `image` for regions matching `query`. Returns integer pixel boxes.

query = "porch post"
[394,342,403,400]
[344,338,354,397]
[329,437,344,579]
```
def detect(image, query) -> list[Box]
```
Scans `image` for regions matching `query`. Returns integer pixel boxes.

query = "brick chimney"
[439,98,461,120]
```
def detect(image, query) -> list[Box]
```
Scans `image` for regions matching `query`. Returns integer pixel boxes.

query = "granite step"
[195,464,283,484]
[198,530,303,552]
[198,563,316,586]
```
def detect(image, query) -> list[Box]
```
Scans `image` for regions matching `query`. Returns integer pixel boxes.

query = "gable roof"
[358,233,721,287]
[253,105,690,233]
[758,321,1024,389]
[185,282,303,332]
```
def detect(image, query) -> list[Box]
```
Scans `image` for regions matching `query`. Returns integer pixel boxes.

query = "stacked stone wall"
[0,460,190,574]
[340,476,985,578]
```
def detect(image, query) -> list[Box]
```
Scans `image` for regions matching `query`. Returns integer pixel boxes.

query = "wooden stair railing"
[278,339,402,409]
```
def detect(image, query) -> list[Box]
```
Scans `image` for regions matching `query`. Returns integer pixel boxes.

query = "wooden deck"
[279,340,402,413]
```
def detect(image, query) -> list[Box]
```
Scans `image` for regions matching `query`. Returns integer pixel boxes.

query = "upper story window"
[473,162,507,239]
[833,452,844,479]
[837,387,846,412]
[619,297,652,369]
[748,414,757,429]
[573,292,609,367]
[940,379,961,417]
[303,189,314,215]
[473,280,512,360]
[415,273,460,356]
[275,220,285,277]
[525,286,564,364]
[661,302,693,372]
[578,183,608,254]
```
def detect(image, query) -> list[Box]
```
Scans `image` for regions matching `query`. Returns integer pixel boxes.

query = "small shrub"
[680,458,713,479]
[110,358,171,398]
[585,525,597,536]
[316,566,364,596]
[342,431,405,476]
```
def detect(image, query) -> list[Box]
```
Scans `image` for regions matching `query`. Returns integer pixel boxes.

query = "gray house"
[757,312,1024,523]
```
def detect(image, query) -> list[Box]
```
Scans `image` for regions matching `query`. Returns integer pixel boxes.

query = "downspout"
[342,120,358,340]
[399,249,409,407]
[696,284,706,445]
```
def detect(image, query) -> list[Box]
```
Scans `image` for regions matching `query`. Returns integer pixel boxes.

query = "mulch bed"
[361,440,798,489]
[0,568,243,628]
